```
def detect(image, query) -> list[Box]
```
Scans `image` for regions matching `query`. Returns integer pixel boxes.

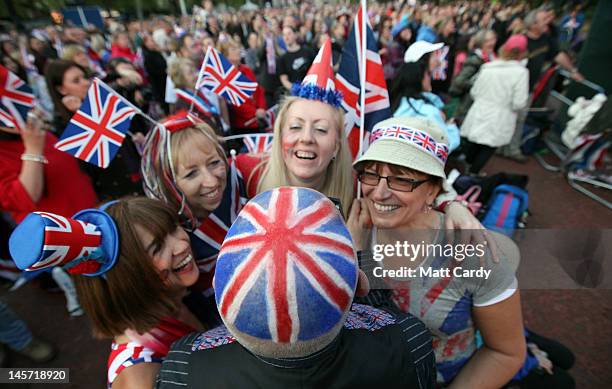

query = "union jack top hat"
[214,187,358,358]
[9,207,119,277]
[290,39,343,108]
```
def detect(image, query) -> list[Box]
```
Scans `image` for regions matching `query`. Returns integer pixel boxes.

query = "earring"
[423,202,433,213]
[331,154,337,161]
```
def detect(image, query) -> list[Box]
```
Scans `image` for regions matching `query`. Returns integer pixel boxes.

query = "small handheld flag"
[196,47,258,107]
[0,64,35,130]
[55,79,137,168]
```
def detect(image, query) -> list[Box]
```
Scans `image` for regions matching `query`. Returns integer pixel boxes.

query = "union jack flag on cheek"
[55,79,137,168]
[215,187,357,344]
[196,47,258,107]
[0,64,35,130]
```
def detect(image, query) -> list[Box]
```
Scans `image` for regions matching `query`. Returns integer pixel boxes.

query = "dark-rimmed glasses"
[358,172,431,192]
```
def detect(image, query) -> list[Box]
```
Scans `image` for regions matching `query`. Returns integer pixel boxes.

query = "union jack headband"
[9,209,119,277]
[369,124,450,164]
[160,110,205,133]
[215,187,357,358]
[290,39,343,108]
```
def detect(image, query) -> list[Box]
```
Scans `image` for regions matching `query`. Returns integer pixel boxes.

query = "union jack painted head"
[9,208,119,276]
[290,39,343,108]
[215,187,358,358]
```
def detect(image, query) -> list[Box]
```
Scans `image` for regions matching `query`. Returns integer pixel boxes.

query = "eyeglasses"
[358,172,432,192]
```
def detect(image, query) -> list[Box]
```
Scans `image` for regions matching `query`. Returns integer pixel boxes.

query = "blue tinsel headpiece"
[290,83,344,109]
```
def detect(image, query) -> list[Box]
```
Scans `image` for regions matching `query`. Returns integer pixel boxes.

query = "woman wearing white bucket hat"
[237,40,478,233]
[348,116,526,388]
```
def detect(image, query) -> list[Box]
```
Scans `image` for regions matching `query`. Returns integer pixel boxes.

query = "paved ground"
[1,153,611,388]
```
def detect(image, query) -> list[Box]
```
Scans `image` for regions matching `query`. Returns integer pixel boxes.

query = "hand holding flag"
[0,64,35,130]
[196,47,258,107]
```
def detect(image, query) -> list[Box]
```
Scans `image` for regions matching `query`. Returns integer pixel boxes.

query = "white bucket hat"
[354,117,449,179]
[404,41,444,63]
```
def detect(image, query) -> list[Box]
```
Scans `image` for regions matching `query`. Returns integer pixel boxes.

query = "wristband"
[21,153,48,164]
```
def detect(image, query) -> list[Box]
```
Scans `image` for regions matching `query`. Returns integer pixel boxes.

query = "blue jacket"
[393,92,460,151]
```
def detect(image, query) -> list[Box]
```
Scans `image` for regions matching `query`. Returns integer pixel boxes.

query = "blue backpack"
[482,185,529,236]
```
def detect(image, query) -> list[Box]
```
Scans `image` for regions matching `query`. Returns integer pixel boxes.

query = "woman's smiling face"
[280,99,340,187]
[362,163,437,229]
[175,133,227,219]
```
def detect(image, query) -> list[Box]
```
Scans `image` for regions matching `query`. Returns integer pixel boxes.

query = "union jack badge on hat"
[290,39,343,108]
[354,116,449,179]
[9,208,119,276]
[214,187,357,358]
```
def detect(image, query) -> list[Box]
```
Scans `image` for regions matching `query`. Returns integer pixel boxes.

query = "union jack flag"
[55,79,137,168]
[215,187,357,343]
[413,130,437,153]
[175,88,218,117]
[242,134,273,154]
[432,46,450,81]
[336,7,391,160]
[26,212,101,271]
[244,104,277,132]
[264,104,277,132]
[0,64,35,130]
[197,47,258,107]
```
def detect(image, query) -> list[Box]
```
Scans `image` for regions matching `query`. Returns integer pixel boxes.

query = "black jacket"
[156,305,436,389]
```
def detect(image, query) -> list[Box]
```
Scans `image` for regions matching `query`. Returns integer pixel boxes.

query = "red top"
[229,65,267,130]
[110,44,137,63]
[0,134,98,223]
[108,317,196,387]
[235,153,268,198]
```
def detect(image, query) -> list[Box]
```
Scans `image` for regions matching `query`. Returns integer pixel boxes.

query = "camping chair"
[530,68,606,172]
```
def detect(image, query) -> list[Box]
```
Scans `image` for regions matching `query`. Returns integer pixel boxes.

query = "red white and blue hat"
[290,39,343,108]
[354,116,449,178]
[214,187,357,358]
[9,208,119,276]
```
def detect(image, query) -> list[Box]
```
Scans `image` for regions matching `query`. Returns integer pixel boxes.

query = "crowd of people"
[0,0,592,388]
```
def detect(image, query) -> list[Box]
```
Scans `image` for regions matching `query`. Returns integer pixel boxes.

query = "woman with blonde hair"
[141,111,247,325]
[235,40,353,211]
[249,94,354,212]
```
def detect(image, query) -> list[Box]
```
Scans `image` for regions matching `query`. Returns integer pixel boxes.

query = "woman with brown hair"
[9,197,205,388]
[43,59,90,135]
[348,116,526,388]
